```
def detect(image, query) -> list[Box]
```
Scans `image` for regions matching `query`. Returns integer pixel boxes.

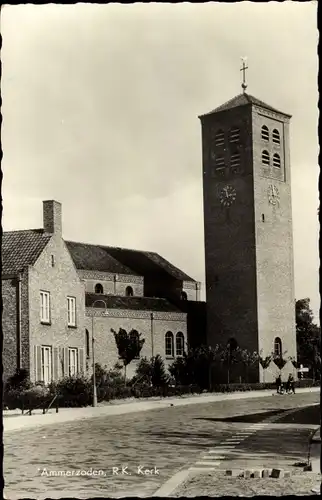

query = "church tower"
[199,63,297,382]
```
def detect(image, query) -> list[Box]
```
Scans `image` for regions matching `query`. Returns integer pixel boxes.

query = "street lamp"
[90,299,108,407]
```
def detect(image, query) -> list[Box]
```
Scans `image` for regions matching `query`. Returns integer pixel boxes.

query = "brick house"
[2,200,202,383]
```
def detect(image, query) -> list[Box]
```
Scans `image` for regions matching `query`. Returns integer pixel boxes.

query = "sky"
[1,2,319,321]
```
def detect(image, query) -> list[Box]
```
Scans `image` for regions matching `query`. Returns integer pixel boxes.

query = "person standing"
[276,374,282,394]
[287,373,295,394]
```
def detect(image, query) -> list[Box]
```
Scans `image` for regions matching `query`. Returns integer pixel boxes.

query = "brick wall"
[84,308,187,379]
[252,107,297,382]
[201,106,259,357]
[2,278,18,382]
[78,270,144,297]
[28,234,86,382]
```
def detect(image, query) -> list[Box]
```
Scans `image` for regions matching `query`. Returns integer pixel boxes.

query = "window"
[67,296,76,327]
[215,129,225,147]
[41,346,52,384]
[181,291,187,300]
[230,153,241,172]
[95,283,104,294]
[130,330,140,358]
[215,156,225,172]
[40,291,50,324]
[85,329,90,358]
[176,332,185,357]
[68,348,78,376]
[273,153,281,168]
[262,150,270,166]
[165,331,174,357]
[274,337,282,357]
[262,214,265,222]
[261,125,269,141]
[272,129,280,145]
[230,127,240,143]
[126,286,134,297]
[51,255,55,267]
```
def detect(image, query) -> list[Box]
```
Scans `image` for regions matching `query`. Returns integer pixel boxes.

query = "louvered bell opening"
[272,129,280,145]
[262,151,270,166]
[230,128,240,143]
[215,157,225,171]
[273,153,281,168]
[261,126,269,141]
[231,153,240,168]
[215,131,225,147]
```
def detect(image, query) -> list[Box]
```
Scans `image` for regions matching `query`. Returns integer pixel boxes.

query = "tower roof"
[199,93,291,118]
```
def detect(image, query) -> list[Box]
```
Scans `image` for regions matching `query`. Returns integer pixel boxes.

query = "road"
[4,391,319,499]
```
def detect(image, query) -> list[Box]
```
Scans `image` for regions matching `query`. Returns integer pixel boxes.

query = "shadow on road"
[193,408,291,424]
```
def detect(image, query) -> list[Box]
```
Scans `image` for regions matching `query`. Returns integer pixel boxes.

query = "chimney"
[43,200,62,235]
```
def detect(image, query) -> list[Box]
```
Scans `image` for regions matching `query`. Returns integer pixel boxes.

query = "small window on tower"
[51,255,55,267]
[215,157,225,171]
[261,125,269,141]
[272,129,280,145]
[262,150,270,166]
[273,153,281,168]
[215,130,225,147]
[230,127,240,143]
[262,214,265,222]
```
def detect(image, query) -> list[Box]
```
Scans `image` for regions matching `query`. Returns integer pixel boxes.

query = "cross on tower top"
[240,57,248,93]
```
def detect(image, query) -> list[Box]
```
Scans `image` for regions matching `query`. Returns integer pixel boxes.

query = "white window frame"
[67,296,76,327]
[40,291,50,324]
[41,346,52,385]
[165,332,174,358]
[176,333,185,357]
[68,348,78,376]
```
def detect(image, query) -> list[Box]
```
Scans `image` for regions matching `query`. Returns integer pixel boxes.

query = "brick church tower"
[199,67,297,383]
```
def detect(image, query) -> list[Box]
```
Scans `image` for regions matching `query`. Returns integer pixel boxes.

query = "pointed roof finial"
[240,56,248,93]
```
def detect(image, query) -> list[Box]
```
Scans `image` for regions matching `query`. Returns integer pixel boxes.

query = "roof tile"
[200,93,291,118]
[2,230,52,275]
[85,293,183,312]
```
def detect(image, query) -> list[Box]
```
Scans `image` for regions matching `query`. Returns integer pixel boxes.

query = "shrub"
[53,375,92,407]
[151,355,170,387]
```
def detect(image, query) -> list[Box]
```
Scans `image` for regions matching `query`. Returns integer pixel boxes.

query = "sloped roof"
[85,293,183,312]
[199,93,291,118]
[65,241,137,275]
[102,246,195,282]
[2,229,52,275]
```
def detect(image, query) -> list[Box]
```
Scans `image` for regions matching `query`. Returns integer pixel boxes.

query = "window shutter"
[79,348,84,374]
[53,347,59,381]
[36,345,42,382]
[59,347,64,377]
[65,347,69,377]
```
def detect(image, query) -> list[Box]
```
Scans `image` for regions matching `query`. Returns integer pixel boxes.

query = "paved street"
[4,391,319,499]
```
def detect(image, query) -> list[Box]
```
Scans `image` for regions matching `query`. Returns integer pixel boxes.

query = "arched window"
[130,329,140,358]
[272,129,280,145]
[95,283,104,294]
[230,127,240,143]
[215,129,225,147]
[273,153,281,168]
[261,125,269,141]
[262,150,270,166]
[176,332,185,357]
[215,156,225,172]
[165,331,174,357]
[181,291,187,300]
[125,286,133,297]
[230,153,241,172]
[85,329,90,358]
[274,337,282,357]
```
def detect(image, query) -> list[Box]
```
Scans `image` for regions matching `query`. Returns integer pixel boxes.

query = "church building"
[2,200,203,383]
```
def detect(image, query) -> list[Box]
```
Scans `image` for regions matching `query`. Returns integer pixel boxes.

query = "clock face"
[219,184,236,207]
[268,184,280,205]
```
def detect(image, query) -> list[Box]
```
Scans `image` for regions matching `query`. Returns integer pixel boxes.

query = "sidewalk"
[309,426,321,473]
[3,386,319,433]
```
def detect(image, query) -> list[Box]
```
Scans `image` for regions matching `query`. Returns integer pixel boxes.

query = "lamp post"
[90,299,108,407]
